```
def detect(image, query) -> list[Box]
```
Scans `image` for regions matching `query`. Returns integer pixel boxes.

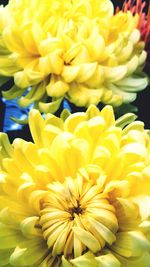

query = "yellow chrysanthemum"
[0,0,148,112]
[0,105,150,266]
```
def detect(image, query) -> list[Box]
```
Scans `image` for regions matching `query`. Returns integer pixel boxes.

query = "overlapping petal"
[0,0,148,112]
[0,105,150,266]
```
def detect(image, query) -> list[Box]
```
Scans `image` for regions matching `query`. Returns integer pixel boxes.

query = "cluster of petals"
[0,0,148,112]
[0,105,150,266]
[117,0,150,76]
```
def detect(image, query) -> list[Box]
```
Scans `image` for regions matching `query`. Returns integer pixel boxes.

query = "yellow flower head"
[0,0,148,112]
[0,105,150,266]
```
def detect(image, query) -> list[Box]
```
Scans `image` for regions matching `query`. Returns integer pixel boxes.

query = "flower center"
[68,201,84,219]
[39,177,118,258]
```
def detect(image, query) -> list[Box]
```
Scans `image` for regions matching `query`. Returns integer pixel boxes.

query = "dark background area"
[0,0,150,142]
[1,0,8,5]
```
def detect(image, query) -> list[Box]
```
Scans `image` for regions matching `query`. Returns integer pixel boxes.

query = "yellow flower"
[0,0,148,112]
[0,105,150,266]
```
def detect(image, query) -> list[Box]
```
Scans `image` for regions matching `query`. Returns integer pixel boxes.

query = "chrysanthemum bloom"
[0,105,150,266]
[117,0,150,76]
[0,0,148,113]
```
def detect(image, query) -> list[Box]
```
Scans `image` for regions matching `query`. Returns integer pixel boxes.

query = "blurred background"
[0,0,150,142]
